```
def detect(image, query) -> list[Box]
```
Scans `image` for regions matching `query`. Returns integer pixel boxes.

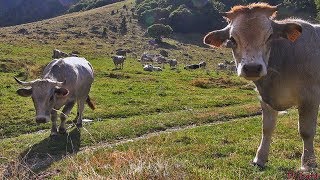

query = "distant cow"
[52,49,69,59]
[116,49,127,56]
[199,61,207,68]
[143,64,162,71]
[184,61,206,70]
[217,63,227,70]
[184,64,200,70]
[204,2,319,170]
[14,57,94,137]
[167,59,178,68]
[112,55,126,69]
[140,53,155,64]
[154,55,167,68]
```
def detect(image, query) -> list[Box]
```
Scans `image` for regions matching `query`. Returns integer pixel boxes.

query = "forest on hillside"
[136,0,319,33]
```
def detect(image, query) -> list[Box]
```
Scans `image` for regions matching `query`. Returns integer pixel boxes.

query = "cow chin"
[243,76,263,81]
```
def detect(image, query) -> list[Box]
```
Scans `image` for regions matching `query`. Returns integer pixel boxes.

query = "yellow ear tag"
[287,29,301,42]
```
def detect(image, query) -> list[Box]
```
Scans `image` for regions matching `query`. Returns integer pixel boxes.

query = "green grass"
[45,111,320,179]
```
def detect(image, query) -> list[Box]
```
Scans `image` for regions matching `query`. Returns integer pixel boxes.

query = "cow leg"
[298,102,318,171]
[75,99,85,128]
[50,110,58,137]
[253,101,278,168]
[59,101,75,134]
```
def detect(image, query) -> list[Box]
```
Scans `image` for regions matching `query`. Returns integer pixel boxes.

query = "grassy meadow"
[0,0,319,179]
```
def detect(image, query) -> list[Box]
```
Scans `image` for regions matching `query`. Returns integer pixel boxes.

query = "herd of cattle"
[14,48,232,137]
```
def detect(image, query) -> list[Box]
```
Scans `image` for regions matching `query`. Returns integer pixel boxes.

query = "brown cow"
[204,3,320,171]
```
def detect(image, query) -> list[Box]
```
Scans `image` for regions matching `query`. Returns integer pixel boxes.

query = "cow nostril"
[257,65,262,72]
[243,64,263,77]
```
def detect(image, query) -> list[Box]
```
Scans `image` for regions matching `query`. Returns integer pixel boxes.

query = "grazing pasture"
[0,0,319,178]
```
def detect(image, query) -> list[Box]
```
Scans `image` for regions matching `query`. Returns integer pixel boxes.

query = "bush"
[147,24,173,43]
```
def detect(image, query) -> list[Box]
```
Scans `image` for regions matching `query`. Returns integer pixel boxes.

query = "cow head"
[14,77,69,123]
[204,3,302,81]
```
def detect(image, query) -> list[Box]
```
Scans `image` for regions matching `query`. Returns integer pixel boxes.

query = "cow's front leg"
[50,110,58,137]
[253,101,278,168]
[59,101,75,134]
[298,102,318,171]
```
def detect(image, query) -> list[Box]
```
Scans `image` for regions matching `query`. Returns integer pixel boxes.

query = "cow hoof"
[251,161,265,170]
[301,165,318,172]
[58,128,66,134]
[76,123,82,128]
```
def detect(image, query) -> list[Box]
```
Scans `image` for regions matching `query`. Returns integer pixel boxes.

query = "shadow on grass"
[158,42,178,50]
[4,128,81,178]
[170,33,207,47]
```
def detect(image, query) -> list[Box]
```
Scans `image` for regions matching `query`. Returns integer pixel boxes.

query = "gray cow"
[112,55,126,69]
[52,49,69,59]
[204,3,320,171]
[15,57,94,137]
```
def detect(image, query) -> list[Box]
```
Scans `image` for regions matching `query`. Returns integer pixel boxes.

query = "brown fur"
[224,3,277,20]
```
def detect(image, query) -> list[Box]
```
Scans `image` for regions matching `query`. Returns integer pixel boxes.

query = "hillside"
[0,0,123,27]
[0,0,319,179]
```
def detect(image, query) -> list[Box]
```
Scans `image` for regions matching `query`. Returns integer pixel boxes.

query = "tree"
[147,24,173,43]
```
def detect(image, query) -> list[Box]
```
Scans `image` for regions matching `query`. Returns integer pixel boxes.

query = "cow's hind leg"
[59,101,75,134]
[75,98,86,128]
[253,101,278,169]
[298,102,318,171]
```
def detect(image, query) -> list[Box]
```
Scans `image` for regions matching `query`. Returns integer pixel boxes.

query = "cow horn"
[55,80,66,87]
[14,77,33,86]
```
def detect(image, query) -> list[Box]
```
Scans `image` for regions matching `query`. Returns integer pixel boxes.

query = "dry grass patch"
[54,148,189,179]
[190,77,246,89]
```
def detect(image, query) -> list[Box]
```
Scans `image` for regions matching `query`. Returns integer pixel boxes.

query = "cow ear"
[55,87,69,97]
[273,22,302,42]
[17,88,32,97]
[204,26,230,48]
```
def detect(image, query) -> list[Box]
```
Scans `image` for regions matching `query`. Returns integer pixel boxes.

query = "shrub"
[147,24,173,43]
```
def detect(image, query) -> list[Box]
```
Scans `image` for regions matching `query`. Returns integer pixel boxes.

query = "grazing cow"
[203,3,320,170]
[140,53,155,65]
[199,61,207,68]
[217,63,227,70]
[52,49,69,59]
[184,64,200,70]
[143,64,162,71]
[112,55,126,69]
[14,57,94,137]
[167,59,178,68]
[116,49,127,56]
[154,55,167,68]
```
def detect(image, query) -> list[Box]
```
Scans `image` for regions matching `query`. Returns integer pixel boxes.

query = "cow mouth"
[36,116,50,123]
[244,76,262,81]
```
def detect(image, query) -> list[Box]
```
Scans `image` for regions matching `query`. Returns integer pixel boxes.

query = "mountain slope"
[0,0,123,27]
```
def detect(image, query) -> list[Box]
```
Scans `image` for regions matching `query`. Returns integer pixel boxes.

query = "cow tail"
[86,96,95,110]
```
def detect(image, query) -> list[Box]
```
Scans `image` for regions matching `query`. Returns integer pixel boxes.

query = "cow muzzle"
[36,116,49,124]
[239,63,266,81]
